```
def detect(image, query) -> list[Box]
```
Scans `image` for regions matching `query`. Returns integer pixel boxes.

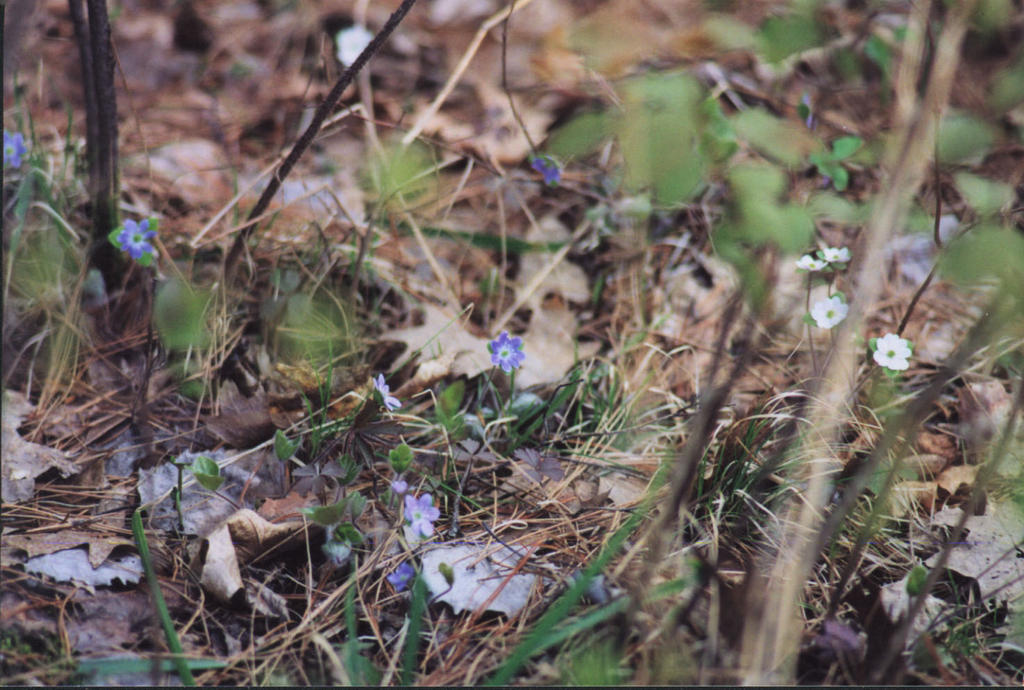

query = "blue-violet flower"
[4,131,26,168]
[489,330,525,373]
[387,561,415,591]
[116,219,157,260]
[530,156,561,186]
[374,374,401,411]
[404,493,440,538]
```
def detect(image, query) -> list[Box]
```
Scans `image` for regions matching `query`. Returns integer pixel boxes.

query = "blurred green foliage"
[153,278,212,351]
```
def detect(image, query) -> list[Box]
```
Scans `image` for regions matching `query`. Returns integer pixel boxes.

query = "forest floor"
[2,0,1023,685]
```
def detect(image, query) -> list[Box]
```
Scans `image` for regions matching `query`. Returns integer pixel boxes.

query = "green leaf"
[953,172,1014,216]
[830,166,850,192]
[618,72,706,204]
[332,521,364,545]
[302,496,356,526]
[337,455,359,485]
[864,34,892,78]
[939,225,1024,287]
[438,380,465,419]
[389,443,414,473]
[153,279,211,351]
[906,565,928,596]
[547,111,611,160]
[274,430,299,461]
[757,13,823,63]
[732,108,818,167]
[346,491,367,520]
[936,112,996,165]
[808,192,869,223]
[830,136,862,160]
[190,456,223,492]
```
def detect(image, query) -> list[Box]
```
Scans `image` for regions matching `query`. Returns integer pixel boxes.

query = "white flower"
[796,254,828,271]
[822,246,851,264]
[336,24,373,67]
[809,295,848,329]
[872,333,912,371]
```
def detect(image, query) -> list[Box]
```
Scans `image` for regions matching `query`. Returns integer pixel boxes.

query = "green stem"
[132,508,195,686]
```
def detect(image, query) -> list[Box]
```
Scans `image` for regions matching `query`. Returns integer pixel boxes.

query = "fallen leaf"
[205,381,277,448]
[198,523,245,606]
[393,353,455,398]
[3,529,133,569]
[890,481,936,517]
[223,508,306,564]
[904,453,948,480]
[384,303,493,379]
[130,138,231,207]
[879,576,946,643]
[513,447,565,483]
[420,542,540,616]
[928,500,1024,603]
[958,379,1011,455]
[2,390,79,503]
[24,548,142,590]
[598,474,649,507]
[935,465,978,495]
[65,590,162,654]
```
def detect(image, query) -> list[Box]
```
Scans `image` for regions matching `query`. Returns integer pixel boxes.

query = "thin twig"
[224,0,421,284]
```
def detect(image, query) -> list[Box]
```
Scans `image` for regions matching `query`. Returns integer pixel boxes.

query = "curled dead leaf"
[936,465,979,495]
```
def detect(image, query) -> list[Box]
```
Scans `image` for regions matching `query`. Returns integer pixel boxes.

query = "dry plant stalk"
[738,0,979,682]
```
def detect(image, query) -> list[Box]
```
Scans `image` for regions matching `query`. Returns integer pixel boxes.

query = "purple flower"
[530,156,561,186]
[489,330,525,373]
[116,219,157,260]
[404,493,440,538]
[4,131,27,168]
[374,374,401,411]
[387,561,415,591]
[390,477,408,495]
[800,93,816,130]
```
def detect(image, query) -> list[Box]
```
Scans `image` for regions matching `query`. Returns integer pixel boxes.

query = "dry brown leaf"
[257,492,318,522]
[2,390,79,503]
[915,430,958,465]
[393,353,455,398]
[224,508,306,564]
[205,381,276,448]
[929,500,1024,603]
[958,379,1011,454]
[384,303,493,379]
[198,523,245,605]
[598,474,649,507]
[2,529,133,569]
[890,481,936,517]
[904,453,948,480]
[936,465,979,495]
[419,543,541,616]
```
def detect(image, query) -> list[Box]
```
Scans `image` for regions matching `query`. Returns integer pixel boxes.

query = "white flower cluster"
[796,245,850,272]
[797,245,914,373]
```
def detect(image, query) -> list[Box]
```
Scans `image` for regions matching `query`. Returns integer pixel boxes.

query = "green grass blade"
[401,573,428,685]
[132,508,196,686]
